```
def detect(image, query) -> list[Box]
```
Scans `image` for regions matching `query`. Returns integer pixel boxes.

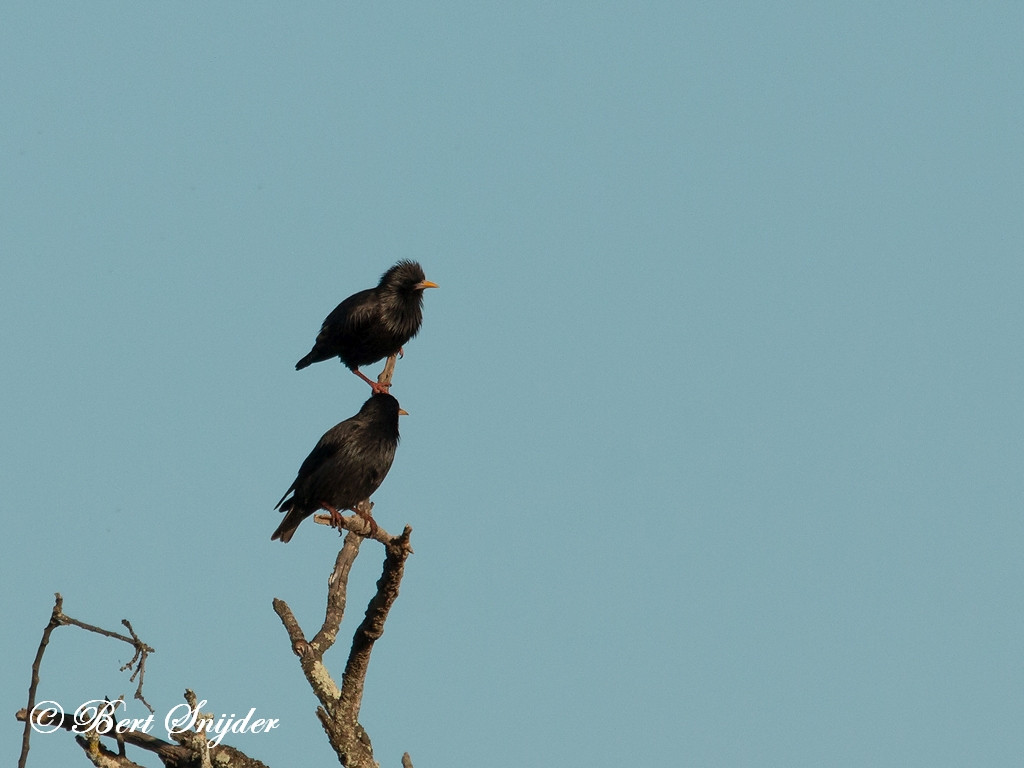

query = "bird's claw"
[321,504,345,531]
[355,368,391,394]
[354,508,379,537]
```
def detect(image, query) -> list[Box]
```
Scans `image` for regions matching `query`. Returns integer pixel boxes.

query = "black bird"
[296,260,438,393]
[272,393,407,543]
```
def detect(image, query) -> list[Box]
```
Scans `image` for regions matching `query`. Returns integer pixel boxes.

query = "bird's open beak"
[415,280,439,290]
[398,408,409,416]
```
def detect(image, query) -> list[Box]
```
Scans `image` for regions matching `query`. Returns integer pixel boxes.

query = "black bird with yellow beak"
[296,260,438,393]
[272,393,408,542]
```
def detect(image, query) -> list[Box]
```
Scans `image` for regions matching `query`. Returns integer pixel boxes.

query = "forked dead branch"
[273,525,414,768]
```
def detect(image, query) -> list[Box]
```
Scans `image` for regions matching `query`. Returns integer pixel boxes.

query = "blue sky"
[3,3,1023,766]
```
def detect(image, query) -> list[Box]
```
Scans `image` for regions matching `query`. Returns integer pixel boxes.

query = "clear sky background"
[2,3,1022,766]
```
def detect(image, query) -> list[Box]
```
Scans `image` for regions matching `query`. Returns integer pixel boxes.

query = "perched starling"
[272,393,407,543]
[296,260,438,393]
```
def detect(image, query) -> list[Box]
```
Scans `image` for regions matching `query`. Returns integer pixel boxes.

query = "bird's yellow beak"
[415,280,439,290]
[398,408,409,416]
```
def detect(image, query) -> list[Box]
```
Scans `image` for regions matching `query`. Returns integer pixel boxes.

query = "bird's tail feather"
[271,508,304,543]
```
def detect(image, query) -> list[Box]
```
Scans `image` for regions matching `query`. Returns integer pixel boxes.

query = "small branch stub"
[377,353,398,390]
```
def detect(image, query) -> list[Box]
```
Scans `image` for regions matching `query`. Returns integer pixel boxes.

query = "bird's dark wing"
[321,289,378,339]
[295,437,346,482]
[275,425,352,506]
[298,421,372,497]
[274,480,297,510]
[296,289,380,370]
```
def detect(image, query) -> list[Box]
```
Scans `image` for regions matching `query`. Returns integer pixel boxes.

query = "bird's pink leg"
[320,503,345,531]
[353,368,390,394]
[354,504,379,537]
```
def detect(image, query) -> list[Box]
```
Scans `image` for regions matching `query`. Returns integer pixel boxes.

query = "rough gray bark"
[273,523,414,768]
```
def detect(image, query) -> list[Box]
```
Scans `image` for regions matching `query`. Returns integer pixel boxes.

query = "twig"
[402,752,414,768]
[47,603,156,712]
[18,593,65,768]
[117,621,153,710]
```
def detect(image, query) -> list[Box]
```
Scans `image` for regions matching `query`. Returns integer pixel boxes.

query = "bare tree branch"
[377,353,397,390]
[271,532,360,710]
[48,602,156,712]
[339,527,413,719]
[17,691,274,768]
[18,593,63,768]
[178,689,212,768]
[274,524,414,767]
[311,500,414,553]
[17,594,155,768]
[15,602,276,768]
[16,707,190,763]
[74,729,146,768]
[311,532,364,655]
